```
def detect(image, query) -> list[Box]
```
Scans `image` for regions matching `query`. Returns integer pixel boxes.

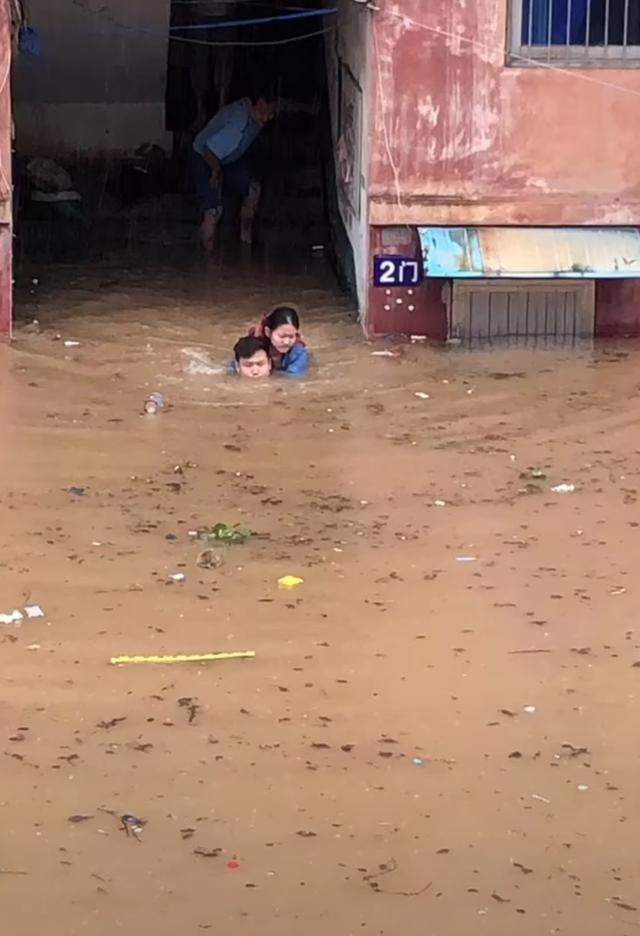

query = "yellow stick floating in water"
[109,651,256,666]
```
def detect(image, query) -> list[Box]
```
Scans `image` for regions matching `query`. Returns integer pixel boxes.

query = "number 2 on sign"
[378,260,396,284]
[374,256,421,288]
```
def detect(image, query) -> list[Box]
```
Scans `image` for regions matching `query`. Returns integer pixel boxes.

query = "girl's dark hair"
[265,306,300,332]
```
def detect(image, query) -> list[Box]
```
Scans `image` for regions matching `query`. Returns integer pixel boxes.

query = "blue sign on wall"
[373,255,422,288]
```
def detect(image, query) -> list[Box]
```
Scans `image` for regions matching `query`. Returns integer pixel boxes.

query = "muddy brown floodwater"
[2,256,640,936]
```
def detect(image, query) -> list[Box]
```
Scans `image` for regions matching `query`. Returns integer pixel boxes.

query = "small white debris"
[64,340,81,348]
[523,705,536,714]
[410,334,427,342]
[434,500,446,507]
[169,573,186,583]
[24,605,45,619]
[414,391,430,400]
[531,793,551,804]
[456,556,476,563]
[371,350,396,357]
[577,784,589,792]
[551,483,576,494]
[0,609,23,625]
[26,644,41,651]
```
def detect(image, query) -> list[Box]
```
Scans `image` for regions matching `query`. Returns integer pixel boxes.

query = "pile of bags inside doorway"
[25,157,84,222]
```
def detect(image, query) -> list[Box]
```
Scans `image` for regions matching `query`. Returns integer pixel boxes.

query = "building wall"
[326,0,370,315]
[0,0,12,336]
[367,226,447,338]
[13,0,171,157]
[596,282,640,337]
[368,0,640,227]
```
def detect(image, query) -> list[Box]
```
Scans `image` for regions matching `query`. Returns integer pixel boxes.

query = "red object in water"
[226,860,240,870]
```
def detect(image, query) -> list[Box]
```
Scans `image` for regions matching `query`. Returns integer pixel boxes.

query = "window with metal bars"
[509,0,640,64]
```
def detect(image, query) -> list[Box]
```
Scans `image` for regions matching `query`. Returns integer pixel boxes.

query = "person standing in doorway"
[193,95,275,253]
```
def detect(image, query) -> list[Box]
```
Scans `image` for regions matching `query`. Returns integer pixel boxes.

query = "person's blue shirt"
[280,343,308,376]
[193,98,261,166]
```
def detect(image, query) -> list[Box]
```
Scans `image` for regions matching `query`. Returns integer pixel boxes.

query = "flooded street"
[2,258,640,936]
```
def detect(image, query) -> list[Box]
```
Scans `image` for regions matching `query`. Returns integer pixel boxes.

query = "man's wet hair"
[234,335,270,362]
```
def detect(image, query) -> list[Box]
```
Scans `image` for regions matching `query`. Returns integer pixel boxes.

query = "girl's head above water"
[263,305,301,355]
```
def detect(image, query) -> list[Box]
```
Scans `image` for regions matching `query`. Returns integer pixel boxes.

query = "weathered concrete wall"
[326,0,370,314]
[0,0,12,335]
[369,0,640,226]
[13,0,171,156]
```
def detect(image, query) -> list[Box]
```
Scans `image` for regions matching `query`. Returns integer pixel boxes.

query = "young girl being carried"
[250,305,308,376]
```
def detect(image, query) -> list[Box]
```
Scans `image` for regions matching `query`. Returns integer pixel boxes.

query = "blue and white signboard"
[374,255,422,288]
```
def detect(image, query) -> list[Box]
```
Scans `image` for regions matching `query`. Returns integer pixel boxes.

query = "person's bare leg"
[240,181,260,246]
[200,208,219,255]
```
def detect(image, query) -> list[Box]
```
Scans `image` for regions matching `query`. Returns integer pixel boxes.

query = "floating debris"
[121,814,145,841]
[110,651,255,666]
[278,575,304,590]
[143,392,165,415]
[1,605,45,624]
[520,467,546,481]
[196,549,224,570]
[197,523,255,545]
[194,847,222,858]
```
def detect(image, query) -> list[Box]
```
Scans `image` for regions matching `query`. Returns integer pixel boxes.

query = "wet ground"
[2,255,640,936]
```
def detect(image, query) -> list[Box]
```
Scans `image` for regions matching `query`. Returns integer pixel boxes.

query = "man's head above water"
[233,336,272,380]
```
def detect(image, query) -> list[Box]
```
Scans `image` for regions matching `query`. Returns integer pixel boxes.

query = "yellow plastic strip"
[109,651,256,666]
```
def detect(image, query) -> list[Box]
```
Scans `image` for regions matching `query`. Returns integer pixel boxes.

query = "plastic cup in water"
[144,392,165,415]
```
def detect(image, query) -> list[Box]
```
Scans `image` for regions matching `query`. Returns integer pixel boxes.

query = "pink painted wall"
[0,1,12,336]
[368,0,640,227]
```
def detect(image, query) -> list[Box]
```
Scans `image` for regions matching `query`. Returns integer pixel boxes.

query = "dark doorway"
[165,0,335,254]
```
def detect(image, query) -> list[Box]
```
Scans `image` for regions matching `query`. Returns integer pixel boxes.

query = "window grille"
[510,0,640,65]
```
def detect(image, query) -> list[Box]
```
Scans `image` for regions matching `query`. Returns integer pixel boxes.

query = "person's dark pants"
[191,150,257,221]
